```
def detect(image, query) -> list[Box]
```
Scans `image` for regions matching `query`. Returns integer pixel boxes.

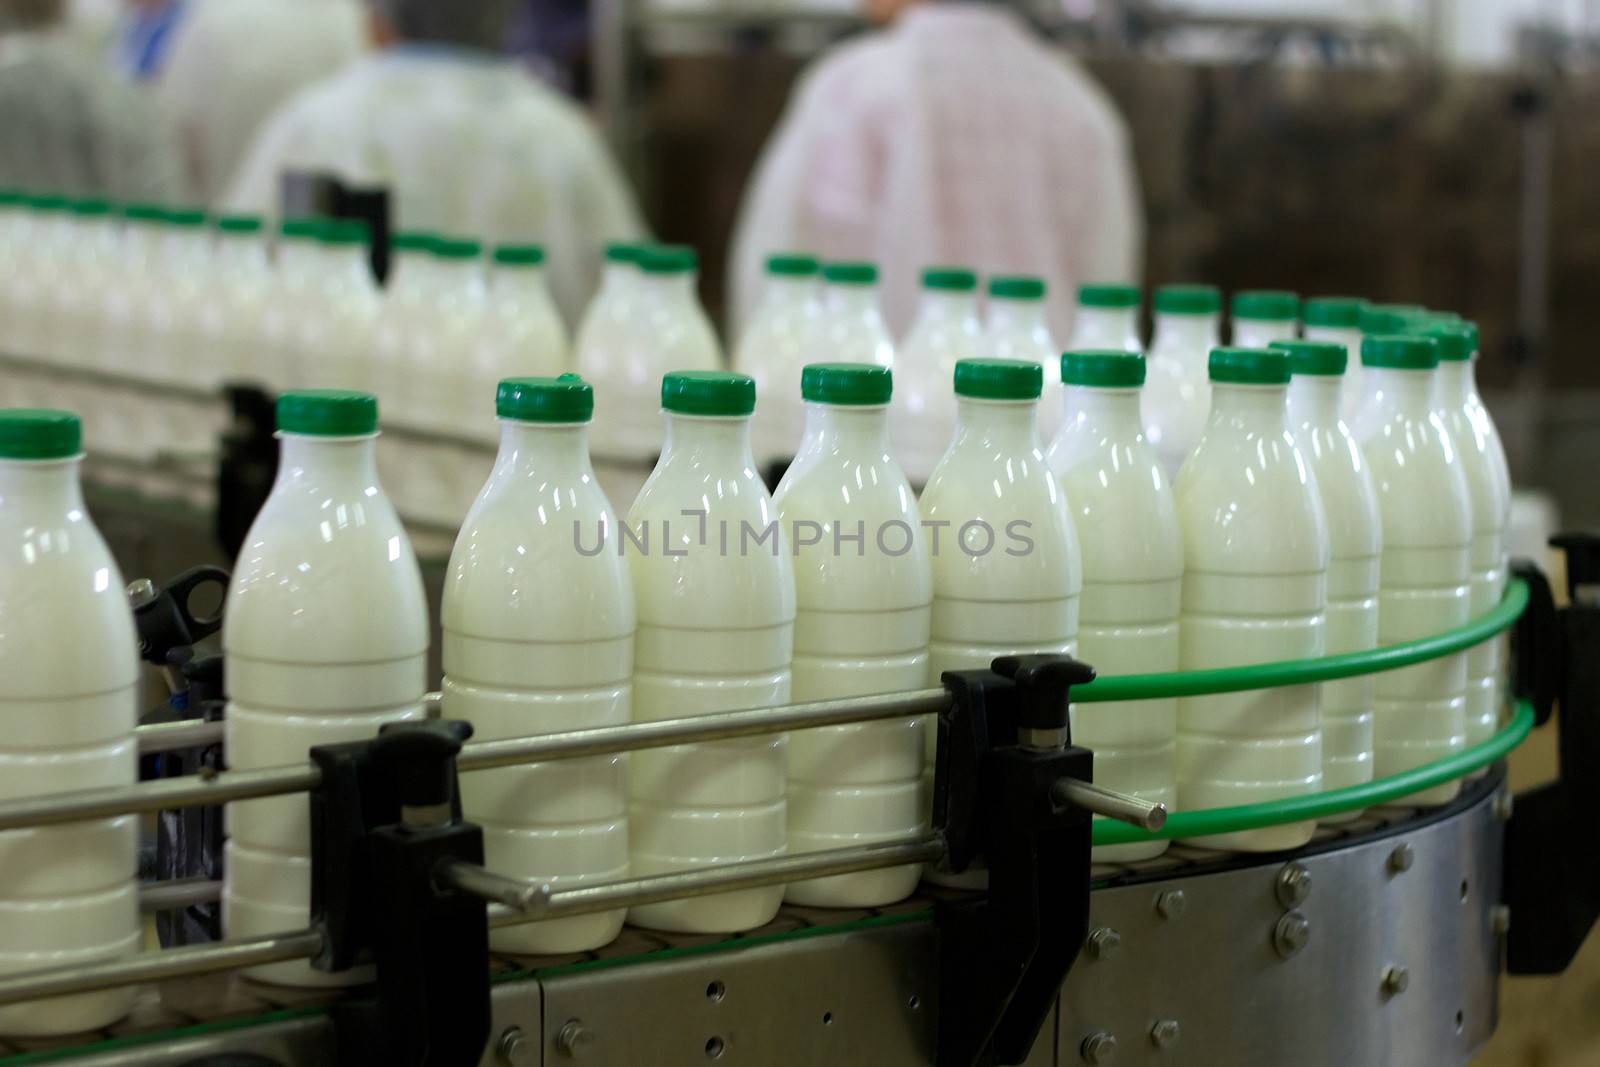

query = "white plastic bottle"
[1301,297,1365,419]
[91,205,168,462]
[442,376,633,953]
[415,236,492,522]
[255,218,327,393]
[1143,284,1222,476]
[893,268,983,485]
[738,253,824,467]
[372,230,438,427]
[1351,335,1471,806]
[571,243,645,440]
[199,215,275,387]
[1423,320,1510,754]
[5,195,69,366]
[1066,284,1142,354]
[820,262,895,370]
[1175,348,1328,852]
[1279,340,1381,818]
[1045,351,1180,861]
[590,247,722,460]
[922,359,1081,883]
[773,363,930,907]
[50,199,118,373]
[0,410,140,1035]
[223,391,429,986]
[146,208,215,459]
[477,244,569,383]
[985,275,1062,439]
[1229,290,1299,348]
[626,371,795,932]
[295,220,381,395]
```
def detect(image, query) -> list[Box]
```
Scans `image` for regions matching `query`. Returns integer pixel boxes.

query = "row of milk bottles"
[0,305,1508,1015]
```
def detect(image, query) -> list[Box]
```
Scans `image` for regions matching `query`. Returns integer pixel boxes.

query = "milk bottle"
[592,247,721,460]
[5,195,67,365]
[1279,340,1381,819]
[1351,335,1471,805]
[626,371,795,932]
[1229,290,1299,348]
[985,276,1062,439]
[294,220,381,395]
[442,376,633,952]
[49,199,117,374]
[1301,297,1365,419]
[820,262,894,368]
[1143,284,1222,477]
[223,391,428,986]
[893,269,983,485]
[256,218,326,392]
[922,359,1081,884]
[773,363,930,907]
[147,209,215,459]
[1045,351,1180,861]
[1175,348,1328,852]
[1066,284,1142,354]
[479,244,569,381]
[0,410,140,1034]
[738,254,823,467]
[1359,303,1426,337]
[371,230,437,428]
[1423,321,1510,754]
[93,205,167,460]
[415,236,492,521]
[198,216,274,387]
[572,243,645,439]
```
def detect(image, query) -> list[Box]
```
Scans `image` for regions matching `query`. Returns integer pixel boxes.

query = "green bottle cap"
[638,245,698,274]
[821,261,878,286]
[801,363,892,406]
[0,409,82,460]
[1232,289,1299,322]
[1155,284,1221,315]
[391,230,438,254]
[954,359,1042,401]
[767,253,820,276]
[661,371,755,416]
[1361,334,1439,370]
[497,375,593,422]
[990,276,1047,301]
[1302,297,1365,329]
[217,214,263,234]
[494,244,545,266]
[277,390,379,436]
[1208,347,1290,385]
[1060,350,1145,388]
[1271,339,1347,377]
[432,235,481,258]
[922,267,977,292]
[1077,283,1139,309]
[1420,321,1475,362]
[1359,303,1427,336]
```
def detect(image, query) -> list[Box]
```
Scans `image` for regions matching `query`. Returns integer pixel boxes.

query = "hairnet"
[366,0,519,51]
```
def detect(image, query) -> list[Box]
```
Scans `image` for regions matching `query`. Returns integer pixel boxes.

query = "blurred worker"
[0,0,188,201]
[729,0,1142,337]
[225,0,647,325]
[155,0,366,204]
[111,0,183,81]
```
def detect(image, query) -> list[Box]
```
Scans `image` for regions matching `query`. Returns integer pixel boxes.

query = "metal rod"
[458,689,951,773]
[0,764,322,832]
[487,834,946,928]
[0,930,323,1008]
[136,719,225,754]
[436,862,552,914]
[139,878,224,912]
[1053,779,1168,832]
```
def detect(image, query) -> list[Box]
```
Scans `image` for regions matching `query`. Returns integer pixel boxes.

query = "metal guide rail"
[0,543,1593,1067]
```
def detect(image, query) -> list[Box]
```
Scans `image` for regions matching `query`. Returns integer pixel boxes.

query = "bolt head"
[1087,926,1122,960]
[1274,911,1311,959]
[1382,966,1410,995]
[1492,905,1512,936]
[1494,791,1514,822]
[1155,890,1187,921]
[1150,1019,1181,1049]
[498,1026,534,1065]
[556,1020,595,1058]
[1275,863,1313,909]
[1388,843,1414,873]
[1082,1031,1118,1064]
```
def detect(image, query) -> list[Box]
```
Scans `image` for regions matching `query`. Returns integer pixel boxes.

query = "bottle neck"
[1152,311,1220,362]
[662,413,754,468]
[1231,318,1297,346]
[433,256,484,296]
[599,263,635,299]
[1287,375,1342,428]
[493,265,551,303]
[276,433,380,489]
[913,291,979,327]
[217,234,269,274]
[1207,382,1289,430]
[1363,366,1434,416]
[953,397,1040,451]
[800,403,891,455]
[645,272,699,303]
[1061,385,1142,438]
[1435,360,1475,405]
[1070,306,1139,346]
[0,457,84,512]
[494,420,592,477]
[826,284,881,320]
[762,275,818,307]
[989,297,1049,334]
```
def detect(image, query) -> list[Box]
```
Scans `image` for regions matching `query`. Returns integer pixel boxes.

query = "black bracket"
[132,566,230,672]
[308,720,492,1067]
[1504,535,1600,973]
[934,654,1097,1067]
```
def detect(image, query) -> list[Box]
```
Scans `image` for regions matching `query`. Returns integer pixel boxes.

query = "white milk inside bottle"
[5,195,68,367]
[571,243,645,448]
[199,215,275,388]
[415,236,492,522]
[1301,297,1365,419]
[738,253,823,468]
[372,230,439,429]
[1279,340,1381,820]
[773,363,930,907]
[985,275,1062,439]
[50,199,117,374]
[147,208,216,459]
[1229,290,1299,348]
[1045,351,1180,861]
[626,371,794,932]
[256,218,327,392]
[442,376,633,952]
[295,220,381,395]
[1175,348,1328,852]
[1143,284,1221,477]
[1422,320,1509,755]
[922,359,1081,885]
[0,411,140,1035]
[1066,284,1142,354]
[591,246,721,460]
[892,268,983,485]
[477,243,569,385]
[820,262,894,370]
[223,391,428,986]
[1351,335,1471,806]
[0,192,27,364]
